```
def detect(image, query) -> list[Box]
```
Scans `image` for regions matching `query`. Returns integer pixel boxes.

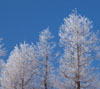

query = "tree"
[0,38,6,87]
[0,38,6,57]
[35,28,57,89]
[58,10,100,89]
[1,42,38,89]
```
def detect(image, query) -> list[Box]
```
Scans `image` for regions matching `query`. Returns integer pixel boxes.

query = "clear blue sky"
[0,0,100,58]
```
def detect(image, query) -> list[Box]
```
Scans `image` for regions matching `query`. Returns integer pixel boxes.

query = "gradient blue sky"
[0,0,100,58]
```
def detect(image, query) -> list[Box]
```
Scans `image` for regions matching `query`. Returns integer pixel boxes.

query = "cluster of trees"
[0,10,100,89]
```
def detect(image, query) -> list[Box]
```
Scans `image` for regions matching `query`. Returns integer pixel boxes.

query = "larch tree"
[35,28,57,89]
[0,38,6,57]
[1,42,38,89]
[58,10,100,89]
[0,38,6,86]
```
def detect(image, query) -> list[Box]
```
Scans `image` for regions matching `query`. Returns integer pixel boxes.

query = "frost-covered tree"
[58,10,100,89]
[0,38,6,57]
[1,42,38,89]
[35,28,57,89]
[0,38,6,87]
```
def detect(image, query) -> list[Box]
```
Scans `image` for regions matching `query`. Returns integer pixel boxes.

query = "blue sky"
[0,0,100,58]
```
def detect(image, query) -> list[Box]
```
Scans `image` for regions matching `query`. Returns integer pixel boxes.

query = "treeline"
[0,10,100,89]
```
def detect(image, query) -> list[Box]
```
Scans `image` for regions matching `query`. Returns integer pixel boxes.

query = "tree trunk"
[22,78,24,89]
[76,81,80,89]
[76,40,81,89]
[44,55,48,89]
[44,78,47,89]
